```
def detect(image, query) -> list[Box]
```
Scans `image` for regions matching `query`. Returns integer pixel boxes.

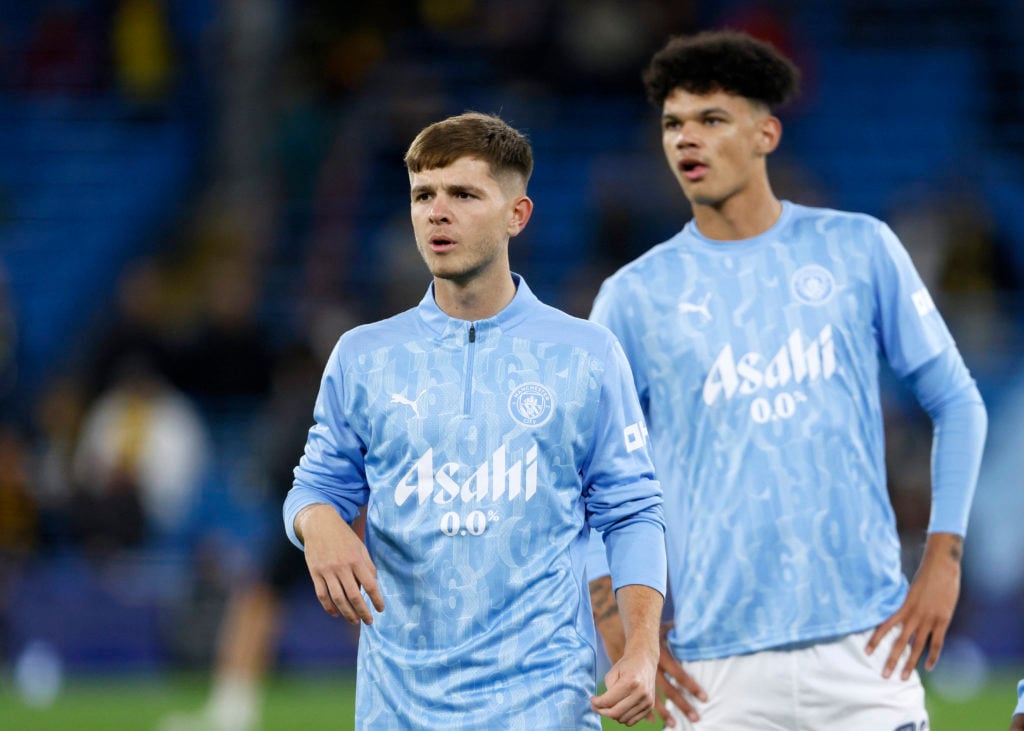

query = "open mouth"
[680,160,707,181]
[430,236,456,252]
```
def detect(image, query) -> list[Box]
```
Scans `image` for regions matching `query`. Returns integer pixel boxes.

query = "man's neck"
[692,190,783,242]
[433,269,517,321]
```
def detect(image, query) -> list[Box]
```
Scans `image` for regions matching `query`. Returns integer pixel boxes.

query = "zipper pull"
[469,324,476,343]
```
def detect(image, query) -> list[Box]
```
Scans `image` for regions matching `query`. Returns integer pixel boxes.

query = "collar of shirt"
[417,273,536,339]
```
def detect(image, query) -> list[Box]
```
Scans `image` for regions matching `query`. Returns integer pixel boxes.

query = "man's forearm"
[615,584,663,661]
[589,575,625,662]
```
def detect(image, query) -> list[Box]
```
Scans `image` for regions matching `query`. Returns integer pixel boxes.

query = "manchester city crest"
[791,264,835,306]
[508,382,555,428]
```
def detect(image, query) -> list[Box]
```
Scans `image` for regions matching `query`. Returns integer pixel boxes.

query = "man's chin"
[429,266,475,286]
[687,192,723,207]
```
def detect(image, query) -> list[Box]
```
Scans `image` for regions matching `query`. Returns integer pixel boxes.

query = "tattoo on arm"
[596,602,620,623]
[949,536,963,563]
[589,579,620,623]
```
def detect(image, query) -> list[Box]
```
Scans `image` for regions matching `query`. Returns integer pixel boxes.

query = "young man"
[587,31,987,730]
[284,112,666,730]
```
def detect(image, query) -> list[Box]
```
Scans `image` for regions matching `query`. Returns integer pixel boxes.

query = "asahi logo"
[703,326,836,406]
[395,444,538,506]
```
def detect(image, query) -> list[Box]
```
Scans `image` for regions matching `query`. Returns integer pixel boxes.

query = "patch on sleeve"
[911,288,936,317]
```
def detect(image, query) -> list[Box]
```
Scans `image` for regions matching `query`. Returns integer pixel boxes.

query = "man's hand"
[591,584,662,726]
[592,644,659,726]
[866,532,962,680]
[295,504,385,625]
[588,578,708,727]
[654,622,707,727]
[1011,714,1024,731]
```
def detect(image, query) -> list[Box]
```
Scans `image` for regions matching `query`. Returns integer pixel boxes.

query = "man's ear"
[508,195,534,237]
[757,115,783,156]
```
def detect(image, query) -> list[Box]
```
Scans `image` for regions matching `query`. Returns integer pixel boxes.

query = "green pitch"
[0,671,1016,729]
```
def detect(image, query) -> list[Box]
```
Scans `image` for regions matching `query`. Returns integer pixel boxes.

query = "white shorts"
[666,628,929,731]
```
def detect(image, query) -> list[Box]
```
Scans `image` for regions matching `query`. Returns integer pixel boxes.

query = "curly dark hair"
[643,30,800,109]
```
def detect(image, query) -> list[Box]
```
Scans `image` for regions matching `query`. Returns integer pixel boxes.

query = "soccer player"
[586,30,988,730]
[284,112,666,729]
[1012,679,1024,731]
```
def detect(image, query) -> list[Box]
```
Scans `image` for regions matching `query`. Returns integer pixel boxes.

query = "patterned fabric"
[285,275,665,730]
[589,201,972,661]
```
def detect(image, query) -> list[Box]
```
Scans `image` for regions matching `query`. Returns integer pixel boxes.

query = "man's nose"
[673,123,698,147]
[428,197,451,224]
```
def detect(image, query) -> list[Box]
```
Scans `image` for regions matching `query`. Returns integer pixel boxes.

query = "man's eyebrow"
[411,183,487,196]
[663,106,732,121]
[447,184,487,195]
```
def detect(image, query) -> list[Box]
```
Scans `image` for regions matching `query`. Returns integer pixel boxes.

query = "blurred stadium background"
[0,0,1022,728]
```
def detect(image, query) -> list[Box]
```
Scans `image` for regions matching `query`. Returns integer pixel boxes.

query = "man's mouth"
[430,236,456,252]
[679,160,708,181]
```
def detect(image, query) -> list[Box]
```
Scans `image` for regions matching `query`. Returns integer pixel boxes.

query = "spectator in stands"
[29,377,86,551]
[71,350,210,552]
[170,257,275,405]
[82,259,176,403]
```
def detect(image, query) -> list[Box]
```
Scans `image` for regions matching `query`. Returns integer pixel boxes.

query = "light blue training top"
[285,275,666,730]
[588,201,985,661]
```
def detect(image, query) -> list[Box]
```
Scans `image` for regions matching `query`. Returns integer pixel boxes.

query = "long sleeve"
[904,347,987,535]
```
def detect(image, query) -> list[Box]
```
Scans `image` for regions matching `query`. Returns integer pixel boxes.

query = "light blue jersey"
[285,275,665,730]
[589,201,976,661]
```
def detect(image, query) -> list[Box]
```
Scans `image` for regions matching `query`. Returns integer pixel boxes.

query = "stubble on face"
[409,157,516,286]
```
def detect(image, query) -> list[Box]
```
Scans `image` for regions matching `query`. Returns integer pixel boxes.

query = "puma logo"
[678,292,711,321]
[391,390,427,418]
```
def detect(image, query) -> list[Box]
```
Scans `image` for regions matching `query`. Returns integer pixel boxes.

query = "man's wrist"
[923,532,964,565]
[294,503,330,543]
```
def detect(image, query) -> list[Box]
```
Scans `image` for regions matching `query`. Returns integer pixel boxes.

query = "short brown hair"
[404,112,533,189]
[643,30,800,110]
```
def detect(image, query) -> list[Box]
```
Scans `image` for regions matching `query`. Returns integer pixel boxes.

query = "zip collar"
[416,273,537,339]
